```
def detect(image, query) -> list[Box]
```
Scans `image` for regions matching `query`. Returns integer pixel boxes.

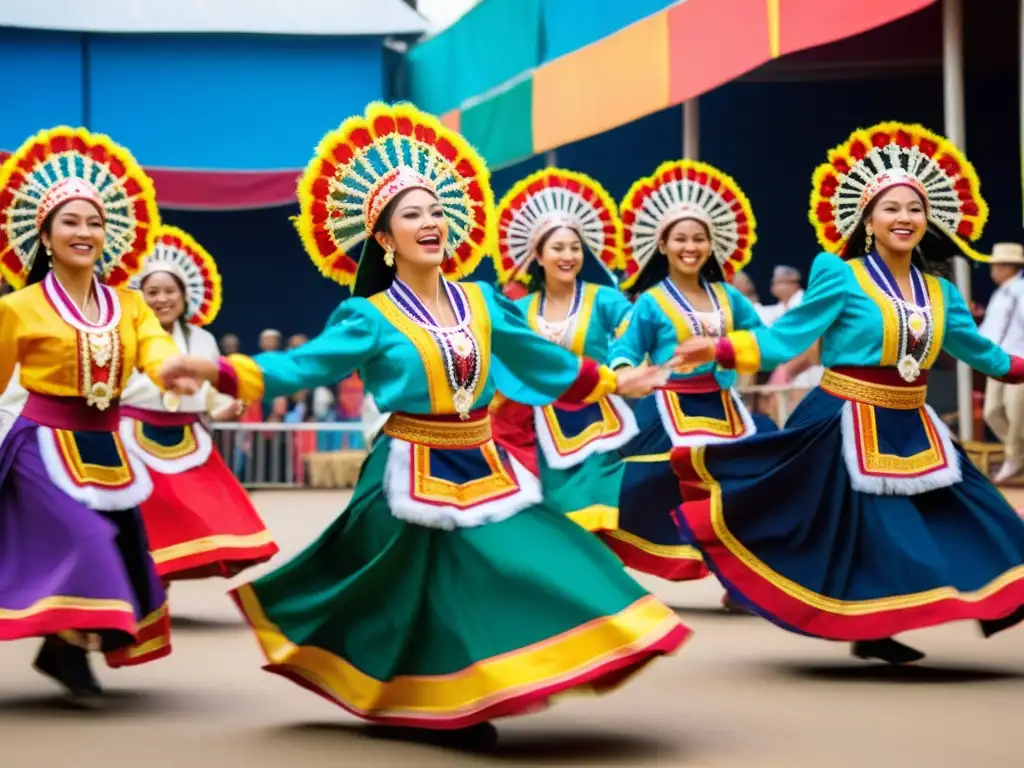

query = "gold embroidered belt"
[820,367,928,410]
[382,408,491,448]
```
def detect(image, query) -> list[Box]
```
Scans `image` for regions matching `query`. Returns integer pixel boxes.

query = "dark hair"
[25,209,58,287]
[842,186,953,279]
[527,225,584,292]
[25,199,106,288]
[628,216,723,298]
[141,270,192,351]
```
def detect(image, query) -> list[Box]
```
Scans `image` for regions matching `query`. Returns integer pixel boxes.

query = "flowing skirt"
[672,387,1024,640]
[489,396,631,532]
[231,428,689,729]
[0,417,168,666]
[602,387,777,581]
[121,411,279,580]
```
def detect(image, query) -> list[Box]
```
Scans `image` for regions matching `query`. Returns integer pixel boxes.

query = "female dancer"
[671,121,1024,663]
[120,226,278,582]
[602,160,767,603]
[160,102,689,748]
[0,126,181,702]
[489,168,635,532]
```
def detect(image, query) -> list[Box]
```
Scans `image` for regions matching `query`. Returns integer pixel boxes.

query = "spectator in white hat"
[980,242,1024,483]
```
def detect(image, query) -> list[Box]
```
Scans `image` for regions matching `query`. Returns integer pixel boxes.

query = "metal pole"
[544,149,557,167]
[943,0,974,441]
[683,99,700,159]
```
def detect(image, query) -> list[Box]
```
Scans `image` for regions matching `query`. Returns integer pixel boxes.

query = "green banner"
[460,78,534,171]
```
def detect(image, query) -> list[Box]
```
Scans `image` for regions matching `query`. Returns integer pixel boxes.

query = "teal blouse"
[245,281,601,414]
[728,252,1011,377]
[516,282,633,364]
[609,279,763,390]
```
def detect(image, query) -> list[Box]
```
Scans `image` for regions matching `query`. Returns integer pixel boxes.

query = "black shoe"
[33,637,104,706]
[851,638,925,665]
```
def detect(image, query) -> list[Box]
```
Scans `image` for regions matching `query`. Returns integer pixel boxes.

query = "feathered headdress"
[619,160,756,290]
[135,225,222,326]
[0,126,160,289]
[809,121,988,261]
[494,167,621,288]
[294,102,493,296]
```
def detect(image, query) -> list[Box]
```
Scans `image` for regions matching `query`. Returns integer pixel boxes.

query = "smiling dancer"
[120,226,278,588]
[600,160,767,611]
[671,122,1024,663]
[0,126,183,703]
[489,168,634,532]
[159,103,689,749]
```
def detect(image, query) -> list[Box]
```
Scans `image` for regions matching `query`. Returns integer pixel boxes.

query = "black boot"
[33,636,103,705]
[851,638,925,665]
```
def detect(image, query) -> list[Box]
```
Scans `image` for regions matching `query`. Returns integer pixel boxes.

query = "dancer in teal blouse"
[161,103,689,749]
[671,121,1024,664]
[600,160,770,607]
[490,167,635,532]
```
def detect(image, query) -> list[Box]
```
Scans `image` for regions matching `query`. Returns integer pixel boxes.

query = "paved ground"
[3,488,1024,768]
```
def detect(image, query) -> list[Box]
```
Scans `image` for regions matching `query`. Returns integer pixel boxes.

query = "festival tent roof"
[0,0,428,36]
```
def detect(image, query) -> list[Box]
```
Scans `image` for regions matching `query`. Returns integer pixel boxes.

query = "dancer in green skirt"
[161,103,690,748]
[489,167,634,533]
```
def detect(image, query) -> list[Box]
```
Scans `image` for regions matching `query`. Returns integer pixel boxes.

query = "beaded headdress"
[295,101,493,291]
[619,160,757,290]
[0,126,160,289]
[494,167,621,288]
[134,225,222,326]
[809,121,988,261]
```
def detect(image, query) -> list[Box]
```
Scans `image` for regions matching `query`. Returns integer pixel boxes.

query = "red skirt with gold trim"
[120,408,278,581]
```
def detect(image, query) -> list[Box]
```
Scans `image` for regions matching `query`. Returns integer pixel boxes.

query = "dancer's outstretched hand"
[673,338,717,372]
[160,355,215,394]
[615,362,670,398]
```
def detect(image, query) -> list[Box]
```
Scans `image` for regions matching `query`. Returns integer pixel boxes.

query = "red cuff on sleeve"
[715,338,737,370]
[1000,355,1024,384]
[560,358,601,404]
[216,358,239,399]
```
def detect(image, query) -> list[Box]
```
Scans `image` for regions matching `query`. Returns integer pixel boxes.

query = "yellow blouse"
[0,281,177,404]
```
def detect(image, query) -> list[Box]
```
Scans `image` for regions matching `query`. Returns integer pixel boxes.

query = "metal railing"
[211,384,813,488]
[211,422,368,489]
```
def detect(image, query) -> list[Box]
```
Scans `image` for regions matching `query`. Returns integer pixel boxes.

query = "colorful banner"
[419,0,939,170]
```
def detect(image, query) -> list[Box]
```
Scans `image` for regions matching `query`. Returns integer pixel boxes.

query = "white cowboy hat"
[990,242,1024,265]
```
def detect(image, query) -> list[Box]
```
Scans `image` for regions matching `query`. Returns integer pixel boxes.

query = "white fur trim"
[383,438,542,530]
[119,416,213,474]
[840,401,961,496]
[37,426,153,511]
[534,394,639,470]
[655,387,757,448]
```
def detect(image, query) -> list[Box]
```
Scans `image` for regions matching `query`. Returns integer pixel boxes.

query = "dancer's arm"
[942,280,1024,383]
[607,293,657,369]
[480,283,665,404]
[129,292,180,389]
[677,253,848,373]
[0,300,17,395]
[167,300,379,404]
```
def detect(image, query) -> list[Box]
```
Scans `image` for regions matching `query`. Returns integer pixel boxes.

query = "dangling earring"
[384,247,395,268]
[864,225,874,254]
[45,245,52,266]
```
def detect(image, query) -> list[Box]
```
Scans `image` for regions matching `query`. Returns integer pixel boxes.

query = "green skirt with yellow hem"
[230,432,689,730]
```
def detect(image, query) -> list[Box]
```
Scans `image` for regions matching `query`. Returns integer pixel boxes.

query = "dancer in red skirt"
[121,225,278,581]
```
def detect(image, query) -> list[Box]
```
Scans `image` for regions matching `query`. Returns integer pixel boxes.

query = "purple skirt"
[0,417,165,651]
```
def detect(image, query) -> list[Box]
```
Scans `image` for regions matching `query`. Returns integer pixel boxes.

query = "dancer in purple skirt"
[0,126,193,704]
